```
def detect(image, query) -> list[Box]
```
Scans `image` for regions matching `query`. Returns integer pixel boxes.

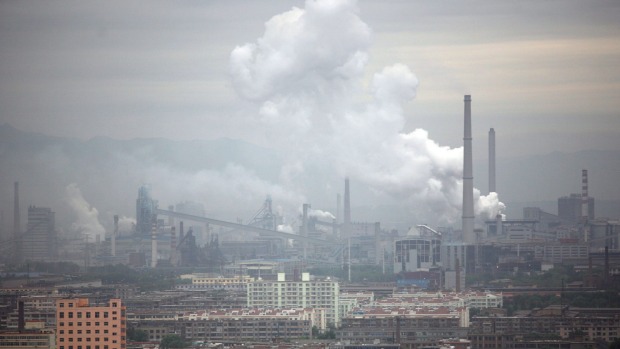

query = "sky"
[1,0,619,158]
[1,0,620,235]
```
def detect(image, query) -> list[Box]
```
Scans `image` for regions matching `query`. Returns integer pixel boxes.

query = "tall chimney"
[344,177,351,238]
[13,181,21,262]
[151,222,157,268]
[170,226,177,266]
[112,215,118,257]
[302,203,310,260]
[179,221,184,242]
[462,95,475,244]
[582,169,589,242]
[489,128,496,193]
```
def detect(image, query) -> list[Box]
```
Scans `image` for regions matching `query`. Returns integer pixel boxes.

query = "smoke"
[65,183,106,241]
[117,216,136,234]
[230,0,504,225]
[309,208,335,221]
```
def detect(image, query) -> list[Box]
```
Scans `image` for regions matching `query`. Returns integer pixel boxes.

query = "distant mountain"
[0,123,618,237]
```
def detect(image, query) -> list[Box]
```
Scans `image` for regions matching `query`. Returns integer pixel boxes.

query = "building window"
[77,312,82,318]
[60,303,65,308]
[60,312,65,318]
[104,312,109,318]
[95,312,100,318]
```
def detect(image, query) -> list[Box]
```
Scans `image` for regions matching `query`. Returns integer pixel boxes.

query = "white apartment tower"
[247,273,340,326]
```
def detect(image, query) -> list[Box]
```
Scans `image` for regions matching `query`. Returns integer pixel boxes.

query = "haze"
[1,0,619,235]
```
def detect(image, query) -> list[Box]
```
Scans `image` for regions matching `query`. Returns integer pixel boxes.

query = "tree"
[127,326,149,342]
[160,334,187,349]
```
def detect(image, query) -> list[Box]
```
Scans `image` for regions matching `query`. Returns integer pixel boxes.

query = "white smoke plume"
[309,208,336,221]
[117,216,136,235]
[65,183,106,241]
[230,0,504,225]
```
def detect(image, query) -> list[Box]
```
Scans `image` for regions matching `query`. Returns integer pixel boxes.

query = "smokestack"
[489,128,496,193]
[582,169,589,242]
[302,203,309,260]
[496,214,503,235]
[462,95,475,244]
[13,181,21,262]
[151,222,157,268]
[455,258,461,292]
[179,221,184,242]
[112,215,118,257]
[170,226,177,266]
[344,177,351,238]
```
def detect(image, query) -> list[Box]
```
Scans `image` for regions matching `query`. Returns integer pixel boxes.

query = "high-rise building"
[56,298,126,349]
[247,272,340,326]
[22,206,56,262]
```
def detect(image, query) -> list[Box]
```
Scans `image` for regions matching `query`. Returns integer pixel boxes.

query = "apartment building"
[338,308,468,349]
[56,298,126,349]
[247,273,340,326]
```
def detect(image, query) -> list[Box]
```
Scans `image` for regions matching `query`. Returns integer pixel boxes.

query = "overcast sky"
[1,0,619,158]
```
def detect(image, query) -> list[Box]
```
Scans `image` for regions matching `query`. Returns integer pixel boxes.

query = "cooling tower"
[489,128,496,193]
[462,95,475,244]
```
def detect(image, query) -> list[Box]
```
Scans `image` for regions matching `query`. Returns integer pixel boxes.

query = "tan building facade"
[56,298,126,349]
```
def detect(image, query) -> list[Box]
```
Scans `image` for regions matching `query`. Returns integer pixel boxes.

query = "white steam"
[230,0,504,225]
[65,183,106,241]
[309,208,336,221]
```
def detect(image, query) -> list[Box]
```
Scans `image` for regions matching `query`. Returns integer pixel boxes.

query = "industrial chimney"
[151,222,157,268]
[344,177,351,238]
[112,215,118,257]
[13,181,21,262]
[462,95,475,244]
[489,128,496,193]
[582,169,589,242]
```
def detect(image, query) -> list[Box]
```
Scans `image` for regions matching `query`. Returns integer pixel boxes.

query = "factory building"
[136,186,157,236]
[558,193,594,224]
[21,206,56,262]
[393,225,441,273]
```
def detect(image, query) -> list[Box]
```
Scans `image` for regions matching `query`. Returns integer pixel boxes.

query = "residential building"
[56,298,126,349]
[247,272,340,326]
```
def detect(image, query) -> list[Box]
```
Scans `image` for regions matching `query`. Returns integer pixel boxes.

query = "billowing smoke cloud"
[65,183,106,241]
[230,0,504,225]
[309,208,335,221]
[117,216,136,234]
